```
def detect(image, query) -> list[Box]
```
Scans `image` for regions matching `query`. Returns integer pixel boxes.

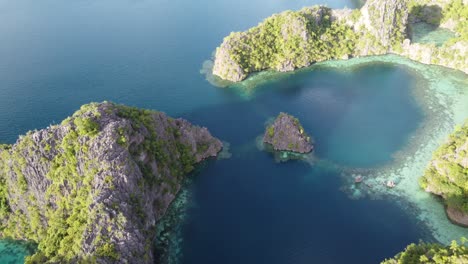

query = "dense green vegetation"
[0,144,11,150]
[0,146,11,219]
[381,239,468,263]
[0,104,109,263]
[419,121,468,213]
[220,7,357,75]
[115,104,196,188]
[214,0,468,82]
[0,102,211,263]
[213,0,413,81]
[408,0,467,41]
[443,0,468,41]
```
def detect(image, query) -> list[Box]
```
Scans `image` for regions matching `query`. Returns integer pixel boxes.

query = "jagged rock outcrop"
[360,0,408,49]
[263,113,313,153]
[446,206,468,227]
[0,102,222,263]
[212,33,249,82]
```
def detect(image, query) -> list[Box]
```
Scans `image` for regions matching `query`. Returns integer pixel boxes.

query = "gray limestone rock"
[263,113,313,153]
[0,102,222,263]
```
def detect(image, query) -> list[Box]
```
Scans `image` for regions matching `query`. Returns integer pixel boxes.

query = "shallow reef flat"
[214,53,468,244]
[334,55,468,244]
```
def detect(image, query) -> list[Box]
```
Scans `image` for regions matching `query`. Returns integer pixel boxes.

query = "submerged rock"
[263,113,313,153]
[0,102,222,263]
[446,206,468,227]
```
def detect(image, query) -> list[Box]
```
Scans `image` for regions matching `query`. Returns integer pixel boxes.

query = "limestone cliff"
[419,121,468,227]
[212,7,331,82]
[263,113,313,153]
[212,0,467,82]
[212,0,409,82]
[360,0,409,49]
[0,102,222,263]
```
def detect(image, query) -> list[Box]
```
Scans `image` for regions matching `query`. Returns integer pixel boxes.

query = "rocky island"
[212,0,467,82]
[0,102,222,263]
[263,113,313,153]
[419,121,468,227]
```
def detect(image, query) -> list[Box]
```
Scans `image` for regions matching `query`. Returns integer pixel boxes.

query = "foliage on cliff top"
[263,112,313,154]
[0,102,221,263]
[443,0,468,40]
[213,0,413,82]
[218,6,356,74]
[381,239,468,263]
[408,0,467,41]
[419,121,468,213]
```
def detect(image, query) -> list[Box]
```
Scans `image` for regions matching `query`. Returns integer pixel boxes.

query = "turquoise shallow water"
[0,0,467,263]
[155,56,468,264]
[0,240,35,264]
[410,22,456,46]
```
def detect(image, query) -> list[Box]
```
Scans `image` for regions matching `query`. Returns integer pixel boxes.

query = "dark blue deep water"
[0,0,431,263]
[167,63,427,264]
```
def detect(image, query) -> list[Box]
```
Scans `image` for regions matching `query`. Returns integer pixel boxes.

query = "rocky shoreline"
[212,0,467,82]
[420,120,468,229]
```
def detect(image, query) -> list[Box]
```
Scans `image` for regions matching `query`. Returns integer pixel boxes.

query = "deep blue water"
[178,156,423,264]
[0,0,431,263]
[167,63,427,264]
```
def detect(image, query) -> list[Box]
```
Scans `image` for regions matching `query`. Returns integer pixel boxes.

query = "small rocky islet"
[263,113,313,154]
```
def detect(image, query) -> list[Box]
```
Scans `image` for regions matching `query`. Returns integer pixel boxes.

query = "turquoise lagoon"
[0,0,467,263]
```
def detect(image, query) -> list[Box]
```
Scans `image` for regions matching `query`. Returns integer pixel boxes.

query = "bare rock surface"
[263,113,313,153]
[446,206,468,227]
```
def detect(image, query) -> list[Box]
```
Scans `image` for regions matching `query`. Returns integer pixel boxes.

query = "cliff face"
[419,121,468,227]
[212,0,467,82]
[263,113,313,154]
[0,102,222,263]
[399,39,468,71]
[212,7,330,82]
[212,0,409,82]
[212,33,249,82]
[360,0,408,49]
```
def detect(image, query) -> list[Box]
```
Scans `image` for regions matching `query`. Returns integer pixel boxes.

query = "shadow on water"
[409,5,443,26]
[408,4,456,47]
